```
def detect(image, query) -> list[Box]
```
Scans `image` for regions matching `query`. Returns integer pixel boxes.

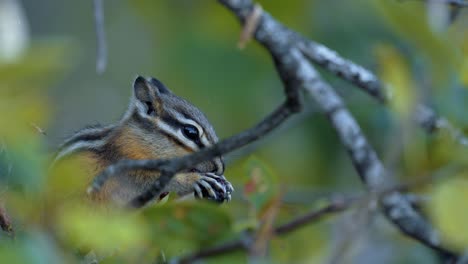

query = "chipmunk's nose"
[191,157,224,176]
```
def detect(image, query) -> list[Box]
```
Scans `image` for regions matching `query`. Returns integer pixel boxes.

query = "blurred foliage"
[242,157,279,216]
[373,0,458,84]
[142,202,232,255]
[428,175,468,250]
[375,44,415,117]
[57,202,147,254]
[0,0,467,263]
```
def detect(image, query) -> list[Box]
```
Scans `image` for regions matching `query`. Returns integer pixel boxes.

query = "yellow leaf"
[461,59,468,86]
[56,203,148,254]
[46,156,95,203]
[460,36,468,86]
[0,40,73,95]
[375,44,415,117]
[429,176,468,249]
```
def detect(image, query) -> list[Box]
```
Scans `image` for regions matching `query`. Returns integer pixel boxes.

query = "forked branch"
[90,0,462,260]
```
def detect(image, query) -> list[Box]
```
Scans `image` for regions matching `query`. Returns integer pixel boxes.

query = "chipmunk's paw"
[193,173,234,203]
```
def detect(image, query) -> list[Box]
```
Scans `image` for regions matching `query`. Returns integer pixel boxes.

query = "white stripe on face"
[172,112,211,147]
[155,119,200,151]
[170,112,224,174]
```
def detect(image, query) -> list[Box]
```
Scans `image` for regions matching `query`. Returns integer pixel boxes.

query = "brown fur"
[81,125,204,206]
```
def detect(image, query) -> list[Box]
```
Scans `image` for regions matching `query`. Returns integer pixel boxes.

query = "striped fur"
[53,76,228,204]
[54,124,116,164]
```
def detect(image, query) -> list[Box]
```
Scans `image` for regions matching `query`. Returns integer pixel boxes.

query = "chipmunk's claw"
[194,174,234,203]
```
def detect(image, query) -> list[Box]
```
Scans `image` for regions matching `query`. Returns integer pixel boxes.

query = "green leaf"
[142,201,232,256]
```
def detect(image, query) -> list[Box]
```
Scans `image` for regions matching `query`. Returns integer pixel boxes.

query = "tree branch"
[399,0,468,7]
[443,0,468,7]
[90,0,461,259]
[174,168,461,263]
[297,40,388,103]
[298,36,468,147]
[218,0,457,258]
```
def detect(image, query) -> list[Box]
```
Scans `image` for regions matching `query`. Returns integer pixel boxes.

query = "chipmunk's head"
[122,76,224,177]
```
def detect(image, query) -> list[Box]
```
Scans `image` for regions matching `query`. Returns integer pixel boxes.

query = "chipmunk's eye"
[182,124,199,141]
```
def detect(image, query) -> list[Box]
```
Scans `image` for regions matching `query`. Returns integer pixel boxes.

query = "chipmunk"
[53,76,233,206]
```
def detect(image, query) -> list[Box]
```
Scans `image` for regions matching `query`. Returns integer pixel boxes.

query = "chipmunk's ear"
[149,77,172,95]
[133,75,163,116]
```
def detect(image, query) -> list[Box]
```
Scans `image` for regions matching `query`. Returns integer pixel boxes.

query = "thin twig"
[174,197,353,264]
[129,101,298,207]
[172,240,244,264]
[238,3,262,49]
[250,192,282,258]
[275,197,352,235]
[30,122,47,136]
[93,0,107,74]
[174,168,459,263]
[90,101,299,208]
